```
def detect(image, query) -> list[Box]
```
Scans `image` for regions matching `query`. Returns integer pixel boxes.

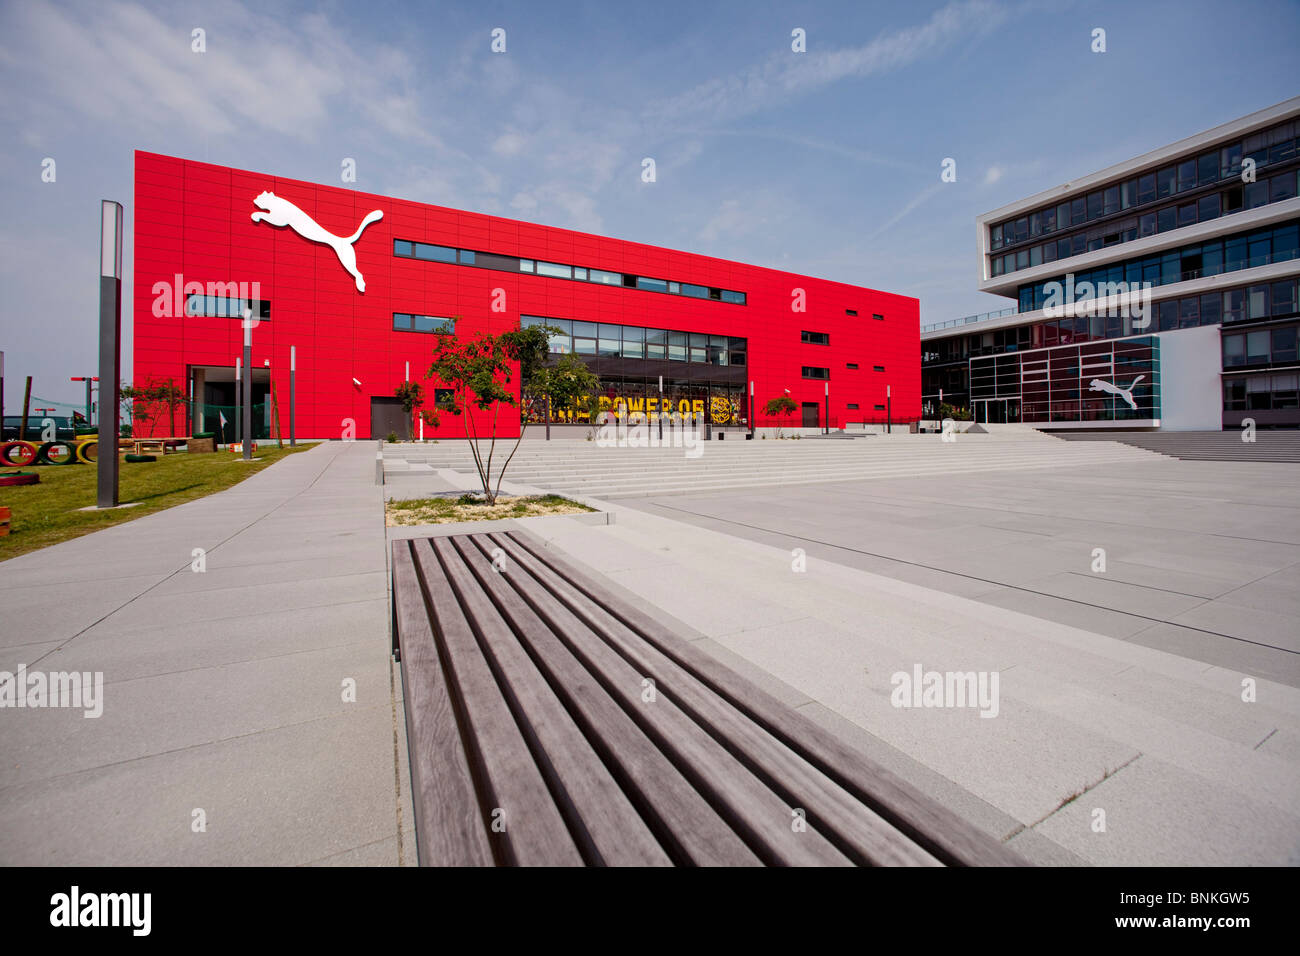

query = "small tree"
[527,351,601,430]
[421,321,551,503]
[394,381,423,440]
[763,395,797,439]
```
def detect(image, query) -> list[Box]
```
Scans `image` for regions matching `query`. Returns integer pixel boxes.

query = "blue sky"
[1,0,1297,410]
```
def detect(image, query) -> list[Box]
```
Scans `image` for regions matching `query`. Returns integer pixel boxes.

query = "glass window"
[414,315,447,333]
[636,276,668,293]
[1272,326,1298,361]
[588,268,621,285]
[1137,173,1156,204]
[1057,203,1071,229]
[720,290,746,304]
[680,283,708,298]
[1042,241,1057,264]
[1014,218,1029,242]
[1016,250,1029,270]
[573,267,588,281]
[729,352,746,366]
[1198,152,1219,186]
[1042,206,1057,233]
[536,261,571,279]
[1161,252,1181,284]
[393,313,412,330]
[1220,143,1243,179]
[1225,237,1247,272]
[1139,212,1156,237]
[1197,194,1220,222]
[1103,186,1120,216]
[1087,192,1103,220]
[415,242,456,263]
[1273,280,1297,316]
[1199,292,1222,326]
[1157,207,1176,233]
[1121,179,1136,209]
[1202,240,1223,276]
[1156,166,1175,198]
[667,331,687,361]
[1247,284,1270,319]
[1244,181,1269,209]
[572,320,597,338]
[1248,231,1272,268]
[1030,211,1042,237]
[1271,173,1298,203]
[394,240,413,257]
[1179,297,1199,328]
[1071,233,1087,255]
[519,259,535,273]
[1274,373,1300,408]
[1246,330,1271,363]
[1274,225,1299,262]
[645,328,667,359]
[1223,289,1245,323]
[1071,198,1086,224]
[1177,203,1197,227]
[458,250,476,265]
[992,256,1005,276]
[1176,159,1197,192]
[1158,300,1179,331]
[574,337,596,355]
[1223,335,1245,367]
[1030,244,1043,267]
[1246,375,1271,410]
[1058,237,1072,260]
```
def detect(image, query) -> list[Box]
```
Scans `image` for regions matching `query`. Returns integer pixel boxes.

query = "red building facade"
[133,151,919,439]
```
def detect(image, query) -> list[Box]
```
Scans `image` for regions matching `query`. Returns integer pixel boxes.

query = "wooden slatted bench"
[390,528,1026,867]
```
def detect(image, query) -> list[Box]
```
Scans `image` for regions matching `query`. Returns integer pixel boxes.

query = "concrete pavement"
[0,441,413,866]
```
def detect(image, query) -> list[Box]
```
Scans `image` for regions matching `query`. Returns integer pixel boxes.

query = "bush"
[385,431,399,443]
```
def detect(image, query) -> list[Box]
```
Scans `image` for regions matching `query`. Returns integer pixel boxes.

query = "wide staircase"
[383,430,1162,499]
[1054,429,1300,462]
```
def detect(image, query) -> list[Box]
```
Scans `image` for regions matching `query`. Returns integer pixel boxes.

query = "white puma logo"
[250,191,382,292]
[1088,374,1144,411]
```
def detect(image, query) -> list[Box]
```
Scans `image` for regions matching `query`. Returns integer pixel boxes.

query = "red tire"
[0,471,39,486]
[37,442,78,465]
[0,441,38,467]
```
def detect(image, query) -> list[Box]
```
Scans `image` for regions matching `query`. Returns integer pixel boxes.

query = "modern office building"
[132,152,918,440]
[923,97,1300,430]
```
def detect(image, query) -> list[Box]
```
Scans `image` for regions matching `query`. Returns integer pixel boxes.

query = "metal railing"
[922,308,1017,332]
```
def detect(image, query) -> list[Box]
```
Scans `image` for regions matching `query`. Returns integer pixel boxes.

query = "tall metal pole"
[748,380,754,439]
[242,312,253,459]
[235,357,241,445]
[0,352,4,439]
[97,200,122,508]
[824,381,829,435]
[657,375,663,442]
[289,345,296,446]
[886,384,892,434]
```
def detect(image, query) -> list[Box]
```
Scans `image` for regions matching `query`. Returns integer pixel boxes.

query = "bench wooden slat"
[391,541,495,866]
[456,535,763,866]
[477,534,854,866]
[442,535,672,866]
[488,531,940,867]
[505,529,1026,867]
[489,531,936,865]
[411,540,584,866]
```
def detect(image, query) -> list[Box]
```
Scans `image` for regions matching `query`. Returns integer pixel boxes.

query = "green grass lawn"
[0,443,314,561]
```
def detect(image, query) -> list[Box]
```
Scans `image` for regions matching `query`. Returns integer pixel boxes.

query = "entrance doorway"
[975,399,1021,424]
[370,396,409,440]
[801,402,820,428]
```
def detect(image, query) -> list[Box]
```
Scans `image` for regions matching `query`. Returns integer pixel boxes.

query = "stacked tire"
[0,441,38,467]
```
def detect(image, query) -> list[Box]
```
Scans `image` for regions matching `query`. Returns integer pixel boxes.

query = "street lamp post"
[242,309,253,460]
[97,200,123,508]
[748,380,754,440]
[886,384,892,434]
[289,346,296,446]
[824,381,829,435]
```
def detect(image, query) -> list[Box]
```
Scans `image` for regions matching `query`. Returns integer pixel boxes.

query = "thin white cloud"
[646,1,1009,125]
